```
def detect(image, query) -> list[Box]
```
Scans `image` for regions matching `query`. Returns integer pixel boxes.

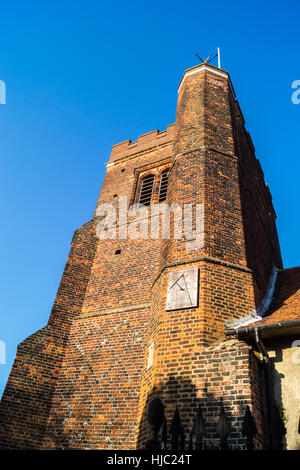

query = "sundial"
[166,268,199,311]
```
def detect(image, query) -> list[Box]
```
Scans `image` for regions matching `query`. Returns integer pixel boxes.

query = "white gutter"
[226,266,278,330]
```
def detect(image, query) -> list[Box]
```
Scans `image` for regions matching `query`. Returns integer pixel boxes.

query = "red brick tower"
[136,64,281,448]
[0,63,282,450]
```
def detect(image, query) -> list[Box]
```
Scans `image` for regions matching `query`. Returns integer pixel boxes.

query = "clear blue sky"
[0,0,299,397]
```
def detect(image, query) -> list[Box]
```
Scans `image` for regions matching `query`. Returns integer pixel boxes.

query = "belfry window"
[139,174,155,206]
[158,169,169,202]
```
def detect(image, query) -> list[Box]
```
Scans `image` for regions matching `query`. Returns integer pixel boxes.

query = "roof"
[254,267,300,327]
[225,267,300,339]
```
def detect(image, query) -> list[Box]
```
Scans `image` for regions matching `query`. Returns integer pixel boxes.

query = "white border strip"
[178,65,228,94]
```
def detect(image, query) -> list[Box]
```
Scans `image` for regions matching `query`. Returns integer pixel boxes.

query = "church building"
[0,62,299,450]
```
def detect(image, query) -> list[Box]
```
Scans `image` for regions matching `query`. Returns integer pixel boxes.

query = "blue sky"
[0,0,299,397]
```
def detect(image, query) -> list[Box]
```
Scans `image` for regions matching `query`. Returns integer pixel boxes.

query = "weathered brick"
[0,63,282,450]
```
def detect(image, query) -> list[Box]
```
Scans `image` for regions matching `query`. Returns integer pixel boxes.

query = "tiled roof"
[255,267,300,327]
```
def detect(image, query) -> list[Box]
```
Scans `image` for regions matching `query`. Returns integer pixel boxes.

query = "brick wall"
[41,309,149,449]
[0,63,282,449]
[0,220,98,449]
[137,339,264,450]
[231,98,283,304]
[0,121,176,449]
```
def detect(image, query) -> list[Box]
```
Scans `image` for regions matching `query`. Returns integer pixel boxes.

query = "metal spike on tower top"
[195,47,221,68]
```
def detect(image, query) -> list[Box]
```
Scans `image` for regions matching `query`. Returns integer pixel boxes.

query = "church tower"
[0,62,289,450]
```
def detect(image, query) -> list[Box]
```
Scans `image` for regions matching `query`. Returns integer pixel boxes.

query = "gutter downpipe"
[226,320,300,448]
[231,325,286,450]
[253,327,274,450]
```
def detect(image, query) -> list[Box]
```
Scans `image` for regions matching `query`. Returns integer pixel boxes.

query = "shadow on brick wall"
[136,375,243,450]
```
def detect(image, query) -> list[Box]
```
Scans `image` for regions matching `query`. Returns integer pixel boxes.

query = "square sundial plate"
[166,268,199,311]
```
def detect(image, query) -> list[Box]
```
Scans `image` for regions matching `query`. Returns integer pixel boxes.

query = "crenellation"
[108,124,175,163]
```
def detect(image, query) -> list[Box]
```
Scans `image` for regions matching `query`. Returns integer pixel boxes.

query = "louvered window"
[158,169,169,202]
[139,174,155,206]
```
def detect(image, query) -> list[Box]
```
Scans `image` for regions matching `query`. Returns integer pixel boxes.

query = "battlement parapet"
[108,124,175,164]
